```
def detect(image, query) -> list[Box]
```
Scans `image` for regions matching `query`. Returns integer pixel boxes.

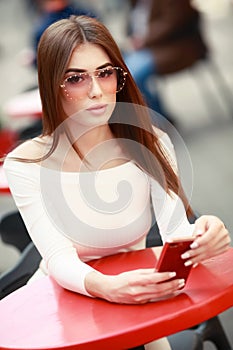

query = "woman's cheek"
[61,98,84,118]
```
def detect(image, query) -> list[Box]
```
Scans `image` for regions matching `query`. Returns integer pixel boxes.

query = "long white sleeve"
[3,158,95,297]
[150,133,195,243]
[150,179,194,242]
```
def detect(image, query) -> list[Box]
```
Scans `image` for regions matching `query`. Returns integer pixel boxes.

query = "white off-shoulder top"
[3,133,194,296]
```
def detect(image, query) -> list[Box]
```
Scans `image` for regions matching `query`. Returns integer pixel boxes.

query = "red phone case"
[156,237,194,284]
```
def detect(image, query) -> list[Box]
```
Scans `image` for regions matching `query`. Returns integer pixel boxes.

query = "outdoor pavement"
[0,1,233,348]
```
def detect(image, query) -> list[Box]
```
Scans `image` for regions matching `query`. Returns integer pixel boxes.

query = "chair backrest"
[0,211,31,252]
[0,242,41,300]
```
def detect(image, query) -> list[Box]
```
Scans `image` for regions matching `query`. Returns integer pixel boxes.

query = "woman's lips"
[86,104,107,115]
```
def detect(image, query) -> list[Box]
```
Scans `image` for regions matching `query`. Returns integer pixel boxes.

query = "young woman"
[3,16,230,350]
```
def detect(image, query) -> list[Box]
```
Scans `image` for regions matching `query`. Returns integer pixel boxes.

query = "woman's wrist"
[84,270,111,300]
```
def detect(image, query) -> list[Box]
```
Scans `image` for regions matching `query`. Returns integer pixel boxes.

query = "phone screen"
[156,237,194,285]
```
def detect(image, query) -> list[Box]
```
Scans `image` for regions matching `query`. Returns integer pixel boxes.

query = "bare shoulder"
[8,136,52,160]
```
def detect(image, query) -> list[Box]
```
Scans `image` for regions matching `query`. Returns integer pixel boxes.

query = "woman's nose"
[87,76,103,98]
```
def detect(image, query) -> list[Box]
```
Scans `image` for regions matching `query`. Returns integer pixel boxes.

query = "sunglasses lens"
[116,68,127,93]
[61,67,127,100]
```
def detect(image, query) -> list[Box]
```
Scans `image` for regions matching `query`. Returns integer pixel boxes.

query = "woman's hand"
[181,215,231,266]
[85,269,185,304]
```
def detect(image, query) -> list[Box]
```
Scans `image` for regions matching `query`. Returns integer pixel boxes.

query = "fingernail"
[190,241,199,249]
[181,252,190,259]
[169,272,176,278]
[179,279,185,288]
[184,260,192,266]
[193,263,199,268]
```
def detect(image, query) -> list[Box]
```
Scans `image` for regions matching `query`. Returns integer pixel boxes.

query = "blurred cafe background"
[0,1,233,348]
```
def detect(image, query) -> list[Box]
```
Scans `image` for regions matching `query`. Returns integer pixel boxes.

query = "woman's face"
[60,43,117,127]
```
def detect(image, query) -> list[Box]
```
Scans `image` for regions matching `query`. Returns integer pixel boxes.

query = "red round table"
[0,128,17,195]
[0,166,10,194]
[0,248,233,350]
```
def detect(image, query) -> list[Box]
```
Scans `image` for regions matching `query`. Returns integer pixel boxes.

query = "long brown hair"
[22,15,194,217]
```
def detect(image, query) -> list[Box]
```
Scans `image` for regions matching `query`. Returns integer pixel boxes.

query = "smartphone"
[156,237,194,286]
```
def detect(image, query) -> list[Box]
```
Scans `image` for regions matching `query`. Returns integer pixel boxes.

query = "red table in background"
[0,166,10,194]
[0,129,17,155]
[0,89,42,196]
[0,248,233,350]
[0,128,17,194]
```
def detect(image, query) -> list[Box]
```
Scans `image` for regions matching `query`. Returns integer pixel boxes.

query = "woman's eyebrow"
[65,62,113,74]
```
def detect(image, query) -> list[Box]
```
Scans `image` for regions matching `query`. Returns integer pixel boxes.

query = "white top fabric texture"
[3,133,194,297]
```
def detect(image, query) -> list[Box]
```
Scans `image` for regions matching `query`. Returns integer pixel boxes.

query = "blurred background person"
[124,0,207,127]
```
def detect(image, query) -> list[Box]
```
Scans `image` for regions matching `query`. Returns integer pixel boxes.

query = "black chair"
[0,241,41,300]
[0,211,31,252]
[191,317,232,350]
[130,330,203,350]
[130,316,232,349]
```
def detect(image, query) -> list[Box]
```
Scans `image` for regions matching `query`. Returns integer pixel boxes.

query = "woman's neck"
[74,124,114,155]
